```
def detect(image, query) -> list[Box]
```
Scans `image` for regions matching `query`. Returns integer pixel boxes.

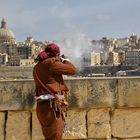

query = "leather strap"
[34,67,65,104]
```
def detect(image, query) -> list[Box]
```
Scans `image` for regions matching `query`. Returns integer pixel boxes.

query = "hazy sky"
[0,0,140,42]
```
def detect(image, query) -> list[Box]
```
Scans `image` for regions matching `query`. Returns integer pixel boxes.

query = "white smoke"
[56,32,105,68]
[57,32,93,68]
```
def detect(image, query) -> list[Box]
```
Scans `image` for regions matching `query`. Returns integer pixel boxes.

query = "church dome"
[0,19,16,44]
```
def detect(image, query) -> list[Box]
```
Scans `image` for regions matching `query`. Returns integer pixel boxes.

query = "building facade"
[0,18,16,44]
[125,51,140,66]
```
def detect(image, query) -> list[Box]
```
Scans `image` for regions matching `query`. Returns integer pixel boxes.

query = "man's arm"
[50,60,77,75]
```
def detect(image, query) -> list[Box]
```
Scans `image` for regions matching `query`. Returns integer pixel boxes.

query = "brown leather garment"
[37,101,64,140]
[33,57,76,140]
[33,57,76,96]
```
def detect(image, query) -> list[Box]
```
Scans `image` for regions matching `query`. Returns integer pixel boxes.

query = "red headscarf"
[46,43,60,54]
[36,43,60,61]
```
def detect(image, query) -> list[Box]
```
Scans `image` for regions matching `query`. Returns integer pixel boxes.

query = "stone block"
[65,79,88,108]
[86,79,117,108]
[0,66,33,79]
[111,109,140,138]
[63,109,87,139]
[118,78,140,107]
[87,109,111,138]
[5,111,31,140]
[0,112,6,140]
[122,138,140,140]
[0,80,35,110]
[32,111,44,140]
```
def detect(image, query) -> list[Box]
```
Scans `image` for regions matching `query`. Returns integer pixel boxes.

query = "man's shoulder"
[43,57,59,64]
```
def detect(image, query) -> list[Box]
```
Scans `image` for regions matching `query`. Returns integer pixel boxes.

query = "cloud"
[1,0,140,41]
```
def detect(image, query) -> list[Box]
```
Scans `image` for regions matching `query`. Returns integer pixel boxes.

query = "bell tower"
[1,18,7,29]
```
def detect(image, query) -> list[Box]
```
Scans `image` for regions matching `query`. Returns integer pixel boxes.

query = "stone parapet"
[5,111,31,140]
[0,77,140,139]
[118,78,140,107]
[87,108,111,138]
[0,112,5,140]
[111,109,140,138]
[0,79,35,110]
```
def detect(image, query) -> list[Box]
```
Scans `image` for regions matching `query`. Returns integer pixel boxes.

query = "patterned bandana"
[37,43,60,61]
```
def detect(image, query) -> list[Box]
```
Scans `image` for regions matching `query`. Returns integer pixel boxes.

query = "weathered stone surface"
[65,79,87,108]
[0,66,33,79]
[0,78,140,139]
[63,138,136,140]
[5,111,31,140]
[118,78,140,107]
[0,77,140,111]
[122,138,140,140]
[0,80,35,110]
[87,109,111,138]
[65,79,88,108]
[63,109,87,139]
[0,112,6,140]
[111,109,140,138]
[32,111,44,140]
[86,79,117,108]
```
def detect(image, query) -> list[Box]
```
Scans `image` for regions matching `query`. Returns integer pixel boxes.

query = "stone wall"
[0,77,140,140]
[0,65,138,80]
[0,66,33,79]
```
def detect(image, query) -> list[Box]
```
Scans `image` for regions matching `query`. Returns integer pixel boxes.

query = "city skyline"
[0,0,140,42]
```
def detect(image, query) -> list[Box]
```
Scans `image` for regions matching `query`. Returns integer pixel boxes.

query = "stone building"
[107,52,120,65]
[0,19,43,66]
[0,18,16,44]
[125,51,140,66]
[0,53,8,64]
[91,52,101,66]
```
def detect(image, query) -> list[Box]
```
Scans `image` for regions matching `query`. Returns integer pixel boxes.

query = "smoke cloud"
[56,32,91,67]
[57,32,104,68]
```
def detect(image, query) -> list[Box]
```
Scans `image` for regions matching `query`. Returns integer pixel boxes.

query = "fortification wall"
[0,65,138,79]
[0,66,33,79]
[0,77,140,140]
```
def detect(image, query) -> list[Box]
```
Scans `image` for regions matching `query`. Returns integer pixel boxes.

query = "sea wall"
[0,77,140,140]
[0,65,138,79]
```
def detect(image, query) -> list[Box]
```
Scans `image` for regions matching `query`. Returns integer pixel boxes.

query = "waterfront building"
[125,51,140,66]
[20,59,35,66]
[107,52,120,65]
[91,52,101,66]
